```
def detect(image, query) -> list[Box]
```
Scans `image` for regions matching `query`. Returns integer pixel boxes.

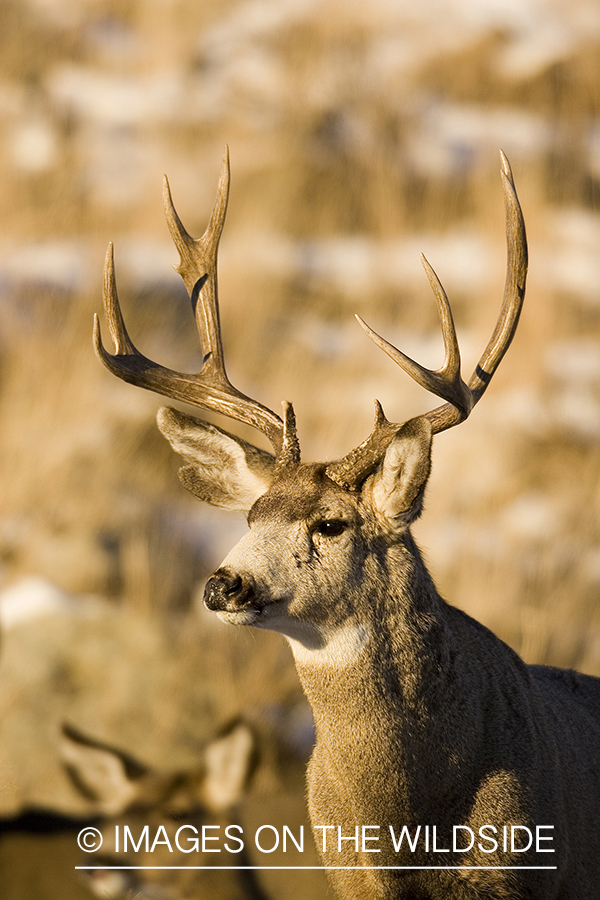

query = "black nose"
[204,568,254,611]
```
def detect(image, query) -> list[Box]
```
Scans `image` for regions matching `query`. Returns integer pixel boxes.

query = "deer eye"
[313,519,347,538]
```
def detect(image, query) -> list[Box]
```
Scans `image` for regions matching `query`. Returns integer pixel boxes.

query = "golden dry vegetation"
[0,0,598,897]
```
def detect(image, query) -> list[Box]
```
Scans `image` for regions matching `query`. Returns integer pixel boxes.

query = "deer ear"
[59,725,144,816]
[201,722,255,812]
[364,417,433,528]
[157,407,275,511]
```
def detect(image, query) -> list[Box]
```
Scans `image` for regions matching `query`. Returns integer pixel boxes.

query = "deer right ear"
[364,416,433,529]
[202,721,255,812]
[157,407,275,511]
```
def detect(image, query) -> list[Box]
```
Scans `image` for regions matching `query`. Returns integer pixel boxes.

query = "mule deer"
[95,150,600,899]
[61,722,269,900]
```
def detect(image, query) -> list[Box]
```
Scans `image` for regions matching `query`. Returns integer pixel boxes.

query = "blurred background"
[0,0,598,897]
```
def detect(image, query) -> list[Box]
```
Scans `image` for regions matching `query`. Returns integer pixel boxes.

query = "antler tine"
[94,149,287,455]
[467,150,528,401]
[163,148,229,384]
[274,401,302,473]
[355,252,472,422]
[94,242,136,359]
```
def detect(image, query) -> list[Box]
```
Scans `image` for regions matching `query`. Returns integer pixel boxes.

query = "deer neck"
[287,533,451,719]
[285,534,487,825]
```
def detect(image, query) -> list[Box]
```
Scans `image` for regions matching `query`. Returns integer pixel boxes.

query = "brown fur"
[159,410,600,900]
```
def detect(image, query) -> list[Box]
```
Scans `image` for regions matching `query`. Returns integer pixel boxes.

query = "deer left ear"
[364,417,433,528]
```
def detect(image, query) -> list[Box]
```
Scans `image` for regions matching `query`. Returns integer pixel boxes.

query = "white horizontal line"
[76,865,558,871]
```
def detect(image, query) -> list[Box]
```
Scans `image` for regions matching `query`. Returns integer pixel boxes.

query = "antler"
[95,149,525,488]
[326,151,528,489]
[94,147,291,458]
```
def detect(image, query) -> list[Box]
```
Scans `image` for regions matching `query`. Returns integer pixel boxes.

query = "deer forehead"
[248,464,361,528]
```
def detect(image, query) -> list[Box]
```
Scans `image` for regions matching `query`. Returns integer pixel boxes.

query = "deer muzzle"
[203,568,256,613]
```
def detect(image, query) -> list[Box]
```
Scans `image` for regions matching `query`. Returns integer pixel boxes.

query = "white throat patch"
[287,621,372,670]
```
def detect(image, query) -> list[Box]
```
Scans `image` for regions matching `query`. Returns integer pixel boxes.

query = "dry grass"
[0,1,598,894]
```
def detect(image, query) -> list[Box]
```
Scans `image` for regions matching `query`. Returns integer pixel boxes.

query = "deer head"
[61,722,264,900]
[94,149,527,655]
